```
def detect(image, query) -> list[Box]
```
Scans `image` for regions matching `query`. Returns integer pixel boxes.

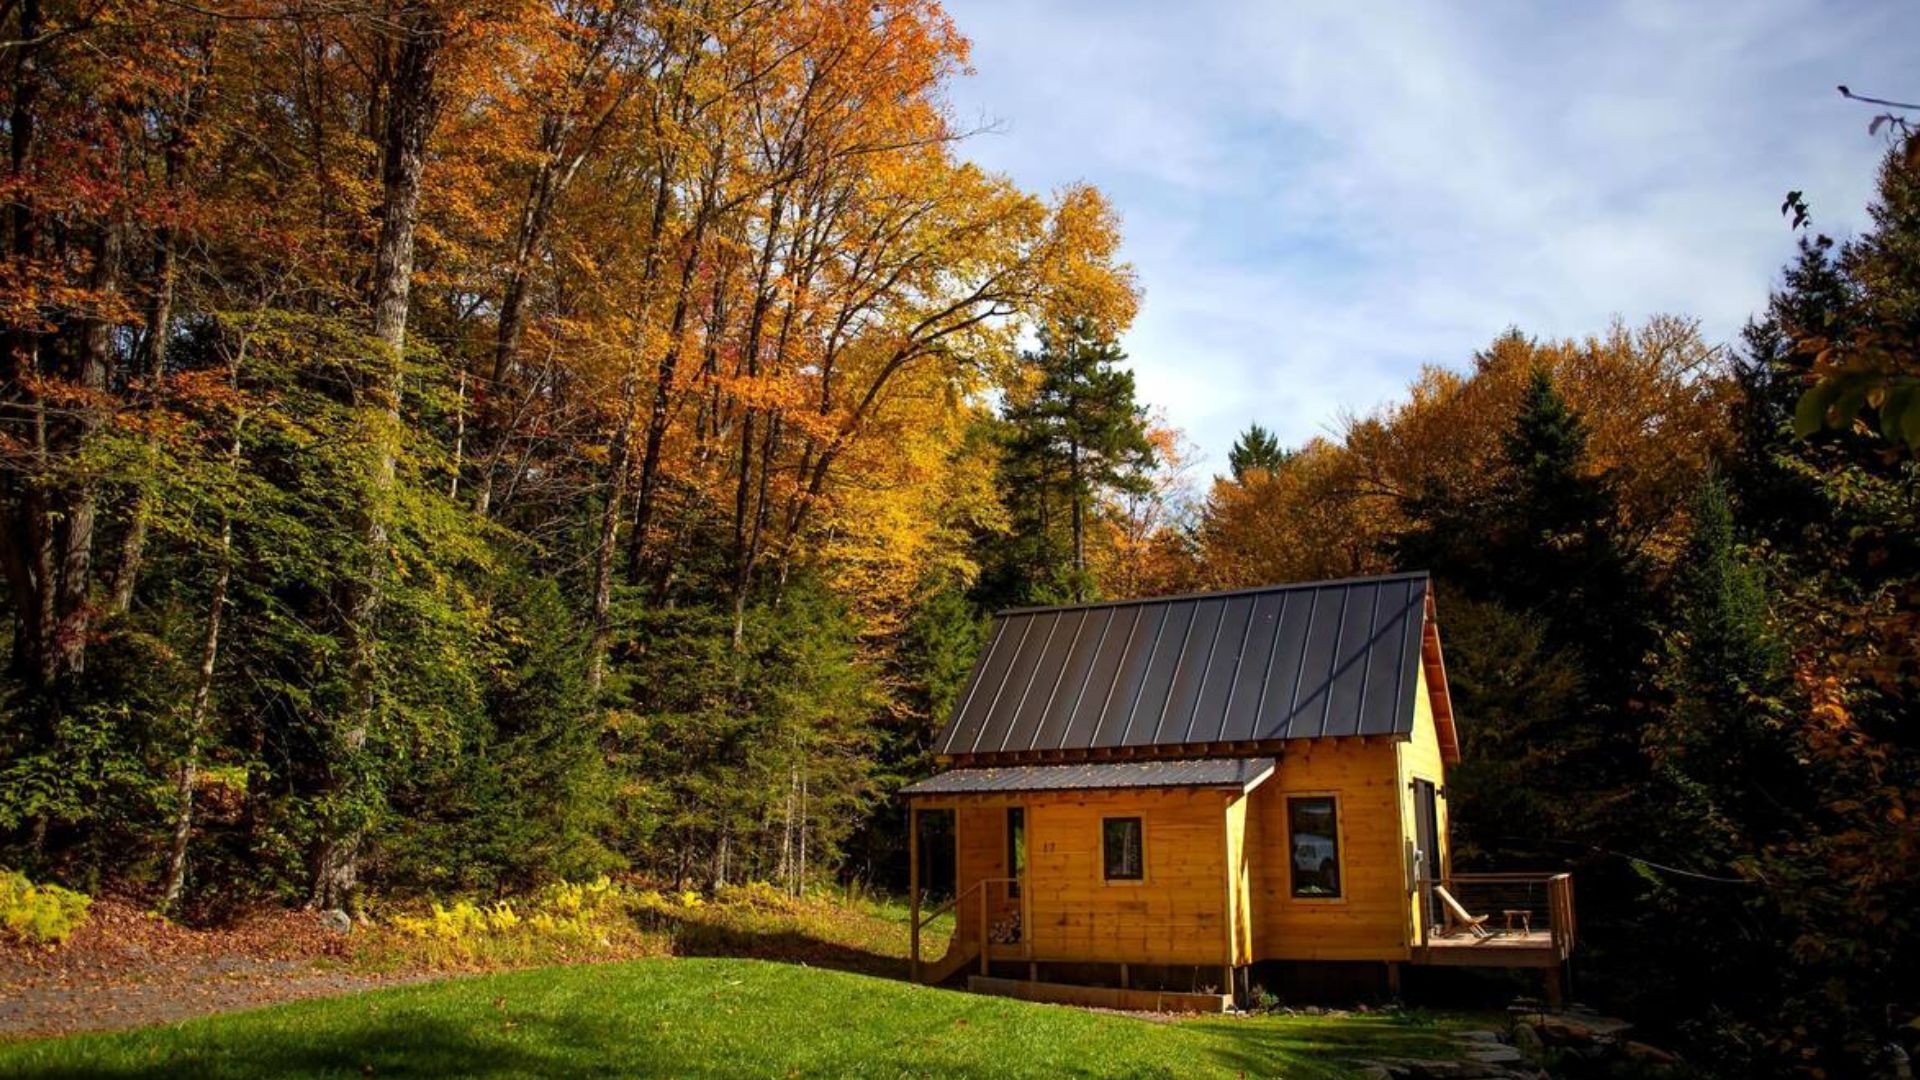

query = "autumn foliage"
[0,0,1133,909]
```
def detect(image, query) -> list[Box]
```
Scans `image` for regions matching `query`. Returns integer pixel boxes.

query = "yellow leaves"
[1199,439,1391,589]
[1038,183,1139,334]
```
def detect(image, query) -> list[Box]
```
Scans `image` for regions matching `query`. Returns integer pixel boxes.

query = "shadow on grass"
[1183,1014,1465,1080]
[2,1014,571,1080]
[668,919,906,980]
[2,990,1099,1080]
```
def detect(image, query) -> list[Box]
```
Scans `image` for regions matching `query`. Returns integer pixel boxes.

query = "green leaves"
[1794,372,1920,450]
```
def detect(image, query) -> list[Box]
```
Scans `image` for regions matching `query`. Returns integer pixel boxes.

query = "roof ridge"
[992,570,1432,618]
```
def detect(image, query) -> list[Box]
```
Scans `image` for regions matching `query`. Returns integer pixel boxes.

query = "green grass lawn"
[0,957,1464,1079]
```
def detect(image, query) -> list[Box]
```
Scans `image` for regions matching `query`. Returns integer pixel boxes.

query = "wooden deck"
[1409,872,1576,1005]
[1414,929,1562,968]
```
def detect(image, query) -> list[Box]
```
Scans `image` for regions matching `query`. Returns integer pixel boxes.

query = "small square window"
[1288,796,1341,898]
[1102,817,1144,881]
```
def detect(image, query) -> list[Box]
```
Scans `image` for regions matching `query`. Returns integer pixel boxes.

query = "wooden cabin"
[904,572,1574,1012]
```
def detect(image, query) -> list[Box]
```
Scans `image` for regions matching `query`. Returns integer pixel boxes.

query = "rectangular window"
[1006,807,1025,898]
[1288,796,1342,898]
[1102,816,1144,881]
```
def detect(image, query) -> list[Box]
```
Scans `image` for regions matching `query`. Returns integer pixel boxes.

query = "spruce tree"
[1658,475,1795,849]
[981,318,1154,606]
[1496,369,1652,684]
[1226,423,1290,481]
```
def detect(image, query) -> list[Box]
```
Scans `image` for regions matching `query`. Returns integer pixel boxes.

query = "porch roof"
[901,756,1276,797]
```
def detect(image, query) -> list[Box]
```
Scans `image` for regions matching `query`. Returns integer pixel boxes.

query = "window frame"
[1100,814,1147,884]
[1285,793,1346,903]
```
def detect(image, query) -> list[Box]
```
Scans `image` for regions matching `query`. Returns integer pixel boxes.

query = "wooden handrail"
[911,875,1020,983]
[1417,870,1575,958]
[1546,873,1575,959]
[912,875,1018,932]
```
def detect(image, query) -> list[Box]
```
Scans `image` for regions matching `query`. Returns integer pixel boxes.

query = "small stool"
[1502,909,1531,934]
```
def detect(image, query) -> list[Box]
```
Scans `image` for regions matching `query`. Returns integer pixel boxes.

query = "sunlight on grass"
[0,958,1465,1079]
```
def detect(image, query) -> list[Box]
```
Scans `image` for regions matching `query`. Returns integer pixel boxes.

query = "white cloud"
[942,0,1916,470]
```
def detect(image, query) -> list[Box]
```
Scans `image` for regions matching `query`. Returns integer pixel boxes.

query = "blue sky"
[941,0,1920,471]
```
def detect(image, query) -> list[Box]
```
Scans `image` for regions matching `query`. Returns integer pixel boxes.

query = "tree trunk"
[52,223,121,677]
[1069,439,1086,600]
[795,765,808,898]
[110,224,178,616]
[627,159,720,583]
[584,392,634,694]
[314,7,443,911]
[0,0,46,682]
[162,424,239,911]
[710,829,730,892]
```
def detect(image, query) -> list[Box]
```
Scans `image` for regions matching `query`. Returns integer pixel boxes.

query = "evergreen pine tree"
[979,318,1154,606]
[1496,369,1652,684]
[1226,423,1290,481]
[1657,475,1796,849]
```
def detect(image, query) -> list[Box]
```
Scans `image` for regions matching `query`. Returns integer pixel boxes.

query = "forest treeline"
[2,0,1917,1073]
[0,0,1137,910]
[1179,154,1920,1072]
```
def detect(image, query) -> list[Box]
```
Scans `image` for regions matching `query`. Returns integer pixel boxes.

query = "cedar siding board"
[1025,788,1234,966]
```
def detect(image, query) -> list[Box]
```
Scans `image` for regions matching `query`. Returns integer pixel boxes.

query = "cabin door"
[1412,779,1441,931]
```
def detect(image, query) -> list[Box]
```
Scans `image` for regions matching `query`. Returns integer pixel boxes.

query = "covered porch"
[903,758,1274,1007]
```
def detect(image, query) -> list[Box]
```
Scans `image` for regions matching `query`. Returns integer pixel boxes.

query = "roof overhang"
[902,756,1276,799]
[1422,591,1462,765]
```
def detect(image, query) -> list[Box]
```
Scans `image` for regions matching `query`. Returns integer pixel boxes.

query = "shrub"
[0,868,91,945]
[382,876,657,968]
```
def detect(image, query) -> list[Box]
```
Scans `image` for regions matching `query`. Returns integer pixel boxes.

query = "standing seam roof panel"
[1151,597,1226,744]
[1187,593,1258,743]
[1121,602,1195,746]
[969,611,1059,754]
[936,615,1020,756]
[1064,605,1139,748]
[1227,591,1289,742]
[1029,608,1112,751]
[929,573,1434,758]
[1322,582,1380,738]
[1256,589,1315,740]
[1359,578,1417,736]
[1090,604,1166,748]
[1385,577,1429,735]
[1292,588,1345,739]
[1005,609,1089,753]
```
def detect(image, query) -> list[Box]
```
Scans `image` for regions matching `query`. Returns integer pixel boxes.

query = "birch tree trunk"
[313,6,442,910]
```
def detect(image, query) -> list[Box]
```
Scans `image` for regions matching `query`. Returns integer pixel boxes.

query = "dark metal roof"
[901,757,1276,797]
[933,572,1431,759]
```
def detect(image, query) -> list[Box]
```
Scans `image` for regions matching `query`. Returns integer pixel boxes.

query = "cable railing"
[1418,871,1575,959]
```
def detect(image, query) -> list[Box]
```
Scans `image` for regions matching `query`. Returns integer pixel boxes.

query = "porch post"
[908,804,920,984]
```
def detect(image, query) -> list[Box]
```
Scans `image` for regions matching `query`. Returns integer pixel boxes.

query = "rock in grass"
[1510,1022,1543,1056]
[1623,1040,1680,1066]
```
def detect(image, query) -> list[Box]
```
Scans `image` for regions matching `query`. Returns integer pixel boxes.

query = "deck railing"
[1419,871,1575,960]
[910,875,1021,983]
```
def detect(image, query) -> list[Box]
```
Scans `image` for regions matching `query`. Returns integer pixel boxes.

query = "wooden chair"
[1434,885,1492,939]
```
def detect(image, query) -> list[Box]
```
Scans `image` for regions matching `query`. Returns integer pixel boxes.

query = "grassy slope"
[0,957,1462,1079]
